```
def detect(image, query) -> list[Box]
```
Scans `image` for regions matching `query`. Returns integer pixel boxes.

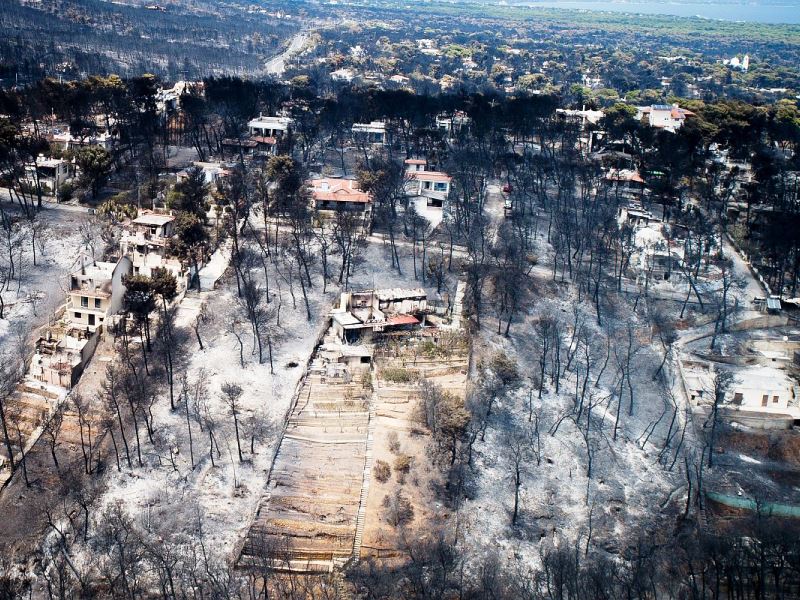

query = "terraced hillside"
[238,334,374,572]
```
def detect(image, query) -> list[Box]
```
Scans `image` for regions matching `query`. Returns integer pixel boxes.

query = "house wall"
[68,294,110,330]
[109,256,132,316]
[649,110,676,129]
[734,386,792,409]
[130,251,184,283]
[31,361,72,388]
[720,407,796,430]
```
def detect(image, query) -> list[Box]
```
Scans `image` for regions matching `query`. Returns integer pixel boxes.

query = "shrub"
[491,351,520,387]
[361,370,373,391]
[383,491,414,527]
[394,454,413,473]
[420,340,446,358]
[387,431,401,454]
[382,367,416,383]
[373,460,391,483]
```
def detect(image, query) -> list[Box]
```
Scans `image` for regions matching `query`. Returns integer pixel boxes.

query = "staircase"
[351,394,376,561]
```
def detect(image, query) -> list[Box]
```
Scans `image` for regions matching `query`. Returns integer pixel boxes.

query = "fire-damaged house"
[330,288,428,343]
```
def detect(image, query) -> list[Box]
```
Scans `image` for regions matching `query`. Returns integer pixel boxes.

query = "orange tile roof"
[310,178,372,204]
[387,314,420,326]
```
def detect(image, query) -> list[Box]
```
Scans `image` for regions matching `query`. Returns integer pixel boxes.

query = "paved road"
[265,32,308,76]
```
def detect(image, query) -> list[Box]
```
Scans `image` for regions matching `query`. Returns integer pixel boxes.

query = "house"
[618,203,660,229]
[352,121,387,145]
[331,68,356,82]
[604,169,646,198]
[221,138,259,157]
[177,161,230,185]
[120,211,185,281]
[556,107,605,128]
[436,112,471,136]
[23,155,70,196]
[310,178,373,213]
[51,131,115,150]
[132,212,175,239]
[727,367,799,419]
[30,327,99,389]
[724,54,750,72]
[404,162,452,207]
[317,342,373,369]
[155,81,187,115]
[330,288,427,343]
[67,255,132,332]
[388,74,410,86]
[635,103,694,132]
[404,158,427,172]
[247,115,293,138]
[644,248,683,278]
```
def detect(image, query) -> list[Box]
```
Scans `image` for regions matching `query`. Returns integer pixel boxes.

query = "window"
[762,394,769,407]
[95,298,101,308]
[773,395,780,404]
[434,182,448,192]
[733,392,743,404]
[89,314,95,326]
[74,312,81,319]
[81,296,88,308]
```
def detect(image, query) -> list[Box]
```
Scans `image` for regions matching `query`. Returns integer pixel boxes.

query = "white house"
[132,212,176,239]
[329,288,427,343]
[635,104,694,133]
[177,161,230,185]
[728,367,799,417]
[23,155,70,195]
[155,80,188,115]
[404,160,452,207]
[352,121,387,145]
[436,112,471,136]
[331,68,356,82]
[67,255,132,332]
[120,211,185,281]
[51,131,115,150]
[247,115,293,138]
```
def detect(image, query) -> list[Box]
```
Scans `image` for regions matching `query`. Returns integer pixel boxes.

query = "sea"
[520,0,800,24]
